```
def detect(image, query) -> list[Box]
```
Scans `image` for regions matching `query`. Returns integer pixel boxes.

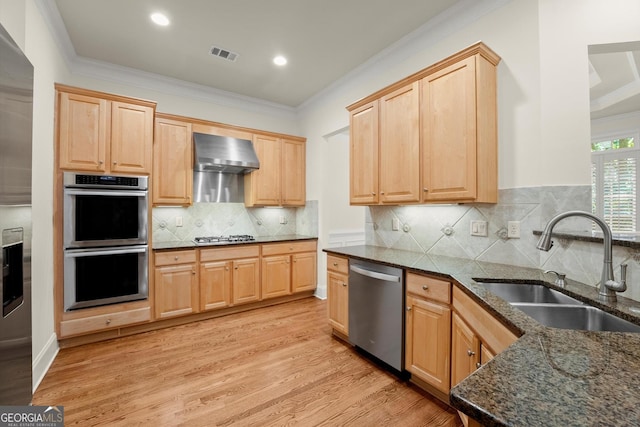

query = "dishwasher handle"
[350,265,401,282]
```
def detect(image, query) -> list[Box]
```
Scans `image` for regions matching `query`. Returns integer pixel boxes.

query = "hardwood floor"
[33,297,463,426]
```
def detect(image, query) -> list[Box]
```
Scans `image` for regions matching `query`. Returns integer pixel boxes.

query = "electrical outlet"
[470,220,488,237]
[392,218,400,231]
[175,216,183,227]
[507,221,520,238]
[279,216,287,224]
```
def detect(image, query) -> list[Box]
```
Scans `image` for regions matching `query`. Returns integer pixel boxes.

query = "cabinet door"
[379,82,420,204]
[232,258,260,305]
[405,295,451,393]
[247,134,281,206]
[153,118,193,205]
[349,101,379,205]
[261,255,291,299]
[421,56,477,201]
[292,252,317,293]
[451,312,480,387]
[58,91,109,171]
[154,263,199,319]
[282,139,306,206]
[200,260,231,311]
[110,101,154,173]
[327,271,348,336]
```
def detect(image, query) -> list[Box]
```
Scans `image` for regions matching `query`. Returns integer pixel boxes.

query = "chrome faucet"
[536,210,627,302]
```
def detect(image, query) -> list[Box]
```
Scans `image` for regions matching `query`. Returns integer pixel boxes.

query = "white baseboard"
[32,332,59,393]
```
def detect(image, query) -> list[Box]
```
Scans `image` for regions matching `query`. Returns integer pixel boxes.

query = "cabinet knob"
[235,266,239,270]
[406,306,412,311]
[372,192,376,196]
[105,319,111,325]
[467,349,476,357]
[98,160,104,165]
[476,362,482,369]
[225,266,229,271]
[192,270,196,275]
[342,282,347,287]
[333,262,338,267]
[423,188,428,192]
[174,256,179,261]
[113,161,117,165]
[380,191,385,195]
[422,285,428,291]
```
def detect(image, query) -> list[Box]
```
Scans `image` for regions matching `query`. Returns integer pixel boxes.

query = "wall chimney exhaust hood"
[193,132,260,174]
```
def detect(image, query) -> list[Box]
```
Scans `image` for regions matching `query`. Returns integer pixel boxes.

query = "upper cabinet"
[245,134,306,207]
[56,85,155,174]
[153,115,193,205]
[347,42,500,205]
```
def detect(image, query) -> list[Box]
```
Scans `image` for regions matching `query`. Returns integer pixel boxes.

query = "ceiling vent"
[210,46,239,62]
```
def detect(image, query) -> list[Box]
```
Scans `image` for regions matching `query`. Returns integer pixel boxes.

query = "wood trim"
[54,83,156,108]
[346,41,501,111]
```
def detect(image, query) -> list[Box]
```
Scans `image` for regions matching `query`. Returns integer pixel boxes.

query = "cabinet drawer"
[60,307,151,337]
[327,255,349,275]
[155,250,197,266]
[200,245,260,262]
[406,272,451,304]
[262,240,316,256]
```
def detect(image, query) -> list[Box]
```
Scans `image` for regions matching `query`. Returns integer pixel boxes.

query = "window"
[591,135,639,233]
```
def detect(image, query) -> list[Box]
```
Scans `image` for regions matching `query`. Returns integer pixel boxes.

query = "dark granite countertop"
[153,234,317,251]
[323,245,640,427]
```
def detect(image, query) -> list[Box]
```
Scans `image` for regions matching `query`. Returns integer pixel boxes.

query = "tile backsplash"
[366,186,640,303]
[152,200,318,242]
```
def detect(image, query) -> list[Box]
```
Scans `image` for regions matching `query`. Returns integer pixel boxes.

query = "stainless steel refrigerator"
[0,22,33,405]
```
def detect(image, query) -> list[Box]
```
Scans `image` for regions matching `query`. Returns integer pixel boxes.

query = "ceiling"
[589,41,640,120]
[50,0,461,108]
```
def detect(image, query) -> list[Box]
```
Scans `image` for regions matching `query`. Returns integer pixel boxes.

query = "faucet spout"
[537,210,618,302]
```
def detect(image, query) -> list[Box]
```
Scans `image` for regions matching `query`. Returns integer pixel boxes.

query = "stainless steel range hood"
[193,132,259,173]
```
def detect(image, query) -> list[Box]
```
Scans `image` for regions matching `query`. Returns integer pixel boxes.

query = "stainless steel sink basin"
[512,303,640,333]
[478,282,583,305]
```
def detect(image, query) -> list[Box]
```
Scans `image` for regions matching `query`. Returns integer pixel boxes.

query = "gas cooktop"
[193,235,256,245]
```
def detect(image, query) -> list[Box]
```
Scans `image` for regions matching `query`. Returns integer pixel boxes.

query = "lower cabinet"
[154,250,199,319]
[326,255,349,336]
[200,245,260,307]
[405,273,452,395]
[261,241,317,300]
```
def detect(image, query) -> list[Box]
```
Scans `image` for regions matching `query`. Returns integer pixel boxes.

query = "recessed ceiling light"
[151,12,170,26]
[273,55,287,66]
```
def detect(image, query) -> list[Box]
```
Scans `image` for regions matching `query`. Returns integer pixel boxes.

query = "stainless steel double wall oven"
[63,172,149,311]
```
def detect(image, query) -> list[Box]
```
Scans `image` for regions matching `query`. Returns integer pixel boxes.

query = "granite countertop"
[323,245,640,427]
[153,234,317,251]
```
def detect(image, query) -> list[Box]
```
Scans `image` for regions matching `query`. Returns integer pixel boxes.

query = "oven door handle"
[64,245,148,257]
[64,189,148,197]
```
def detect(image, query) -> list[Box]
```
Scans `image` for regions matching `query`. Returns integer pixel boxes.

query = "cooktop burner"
[193,235,256,245]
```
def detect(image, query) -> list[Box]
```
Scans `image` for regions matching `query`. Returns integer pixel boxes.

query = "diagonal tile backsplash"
[366,186,640,302]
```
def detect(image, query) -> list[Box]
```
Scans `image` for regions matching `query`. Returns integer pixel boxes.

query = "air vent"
[210,46,239,62]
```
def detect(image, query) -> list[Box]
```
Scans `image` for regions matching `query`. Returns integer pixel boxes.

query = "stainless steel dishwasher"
[349,259,404,371]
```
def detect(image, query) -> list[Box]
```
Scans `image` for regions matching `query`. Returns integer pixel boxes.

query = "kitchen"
[2,0,640,425]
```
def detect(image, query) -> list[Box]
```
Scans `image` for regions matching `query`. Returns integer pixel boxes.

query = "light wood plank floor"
[34,297,463,426]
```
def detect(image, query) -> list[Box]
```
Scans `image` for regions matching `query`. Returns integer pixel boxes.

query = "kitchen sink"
[477,282,583,305]
[512,303,640,333]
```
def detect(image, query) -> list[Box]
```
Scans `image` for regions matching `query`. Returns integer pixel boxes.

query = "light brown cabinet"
[451,286,518,387]
[327,255,349,337]
[56,85,155,174]
[154,250,199,319]
[153,115,193,205]
[261,241,317,299]
[347,42,500,205]
[421,51,498,202]
[405,273,451,395]
[200,245,261,308]
[348,82,420,205]
[245,134,306,206]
